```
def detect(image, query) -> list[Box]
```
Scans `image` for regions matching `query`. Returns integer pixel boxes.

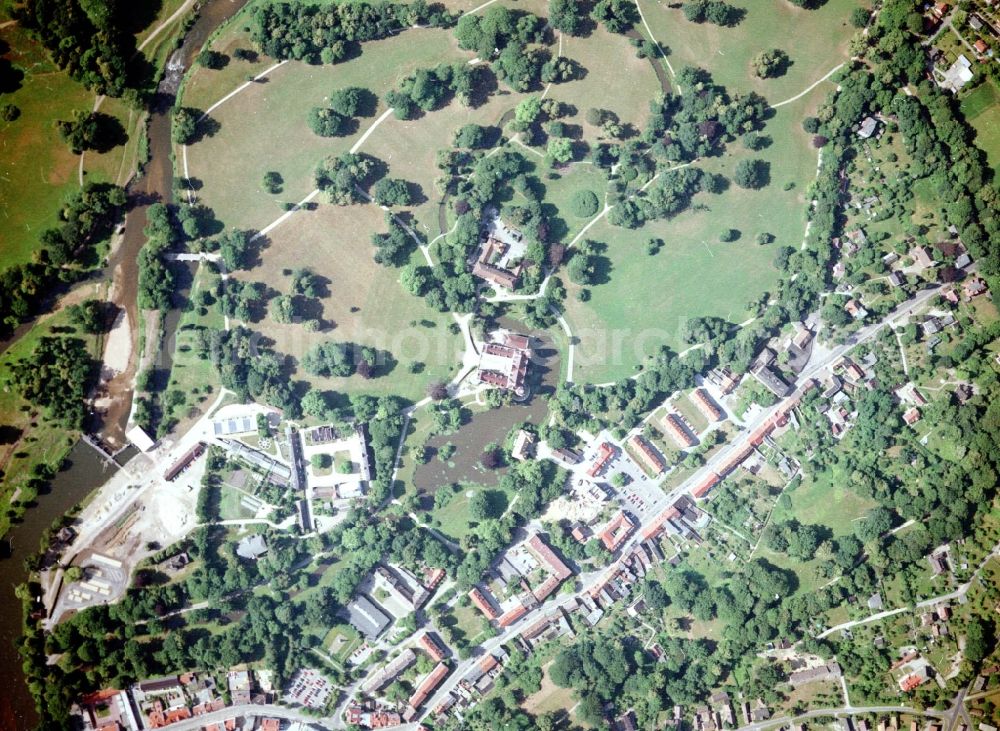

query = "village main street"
[411,279,951,724]
[53,268,951,726]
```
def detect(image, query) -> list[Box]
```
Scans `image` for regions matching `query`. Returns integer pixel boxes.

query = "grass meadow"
[0,25,92,266]
[184,28,474,233]
[563,85,828,384]
[1,0,199,265]
[229,203,464,403]
[961,80,1000,174]
[638,0,857,103]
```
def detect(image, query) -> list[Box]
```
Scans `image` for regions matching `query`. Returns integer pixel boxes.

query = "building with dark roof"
[344,596,392,639]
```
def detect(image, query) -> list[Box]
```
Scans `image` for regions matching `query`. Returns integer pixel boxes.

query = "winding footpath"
[772,63,844,108]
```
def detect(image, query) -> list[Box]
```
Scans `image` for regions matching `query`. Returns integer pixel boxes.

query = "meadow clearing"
[228,203,464,404]
[563,83,831,384]
[638,0,857,103]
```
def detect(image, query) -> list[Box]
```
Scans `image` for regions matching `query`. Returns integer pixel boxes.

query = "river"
[100,0,249,449]
[0,443,123,729]
[0,1,249,726]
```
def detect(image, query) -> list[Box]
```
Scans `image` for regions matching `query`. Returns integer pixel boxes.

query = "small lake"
[413,323,561,495]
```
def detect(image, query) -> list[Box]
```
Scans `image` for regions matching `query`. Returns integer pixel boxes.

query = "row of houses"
[683,380,817,501]
[467,532,576,628]
[74,668,276,731]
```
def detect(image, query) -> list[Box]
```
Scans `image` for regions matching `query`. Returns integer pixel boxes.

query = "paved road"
[735,704,947,731]
[417,280,951,721]
[155,703,330,730]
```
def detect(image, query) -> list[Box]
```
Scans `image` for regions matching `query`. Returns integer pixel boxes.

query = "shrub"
[570,189,600,218]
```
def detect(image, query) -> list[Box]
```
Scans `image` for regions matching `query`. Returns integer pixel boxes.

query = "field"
[962,80,1000,174]
[545,23,662,135]
[322,623,363,666]
[1,0,200,266]
[638,0,857,102]
[562,85,827,384]
[163,263,225,434]
[230,204,464,404]
[184,28,474,233]
[429,481,515,542]
[523,661,581,721]
[767,466,879,538]
[0,24,93,266]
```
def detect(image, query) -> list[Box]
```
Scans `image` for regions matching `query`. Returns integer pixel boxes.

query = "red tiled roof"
[419,632,447,663]
[498,602,529,627]
[691,389,723,421]
[407,663,450,710]
[642,506,681,540]
[480,654,499,674]
[587,442,616,478]
[628,434,665,474]
[691,472,721,499]
[527,535,572,580]
[662,413,696,448]
[468,587,499,619]
[599,511,637,551]
[532,575,560,602]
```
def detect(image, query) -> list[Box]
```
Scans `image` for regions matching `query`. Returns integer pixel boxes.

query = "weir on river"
[0,1,249,725]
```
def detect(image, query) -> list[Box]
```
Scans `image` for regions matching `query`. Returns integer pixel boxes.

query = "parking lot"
[577,431,666,521]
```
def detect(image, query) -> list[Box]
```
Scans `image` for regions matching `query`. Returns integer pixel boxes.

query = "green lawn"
[178,7,278,113]
[962,80,1000,174]
[183,27,471,233]
[164,263,225,433]
[562,86,824,384]
[231,203,463,404]
[0,24,93,266]
[323,623,363,665]
[546,23,662,133]
[536,163,609,244]
[638,0,856,102]
[429,482,515,542]
[767,466,879,538]
[671,393,709,435]
[448,600,491,647]
[749,465,880,596]
[219,484,258,521]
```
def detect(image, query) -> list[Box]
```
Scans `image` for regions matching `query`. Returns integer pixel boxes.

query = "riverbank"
[4,1,252,725]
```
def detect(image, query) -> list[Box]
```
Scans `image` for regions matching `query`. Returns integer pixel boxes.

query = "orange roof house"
[419,632,447,663]
[498,602,529,627]
[587,442,616,478]
[405,662,450,717]
[691,472,721,499]
[691,389,724,421]
[628,434,665,475]
[642,506,681,540]
[661,413,697,449]
[527,534,573,580]
[468,587,500,619]
[599,511,637,552]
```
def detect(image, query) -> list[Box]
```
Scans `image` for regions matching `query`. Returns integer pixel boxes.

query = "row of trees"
[249,1,455,64]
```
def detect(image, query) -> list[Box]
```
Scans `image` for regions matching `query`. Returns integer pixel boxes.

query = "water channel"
[0,0,248,725]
